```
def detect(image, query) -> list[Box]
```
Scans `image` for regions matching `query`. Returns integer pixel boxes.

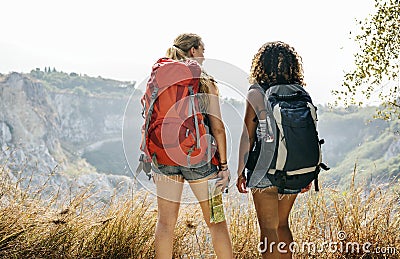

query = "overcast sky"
[1,0,375,104]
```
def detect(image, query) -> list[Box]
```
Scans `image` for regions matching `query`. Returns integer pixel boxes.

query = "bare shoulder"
[208,80,219,96]
[247,88,264,107]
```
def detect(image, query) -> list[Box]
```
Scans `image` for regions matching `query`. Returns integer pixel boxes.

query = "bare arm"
[236,89,262,193]
[206,81,230,191]
[207,82,227,165]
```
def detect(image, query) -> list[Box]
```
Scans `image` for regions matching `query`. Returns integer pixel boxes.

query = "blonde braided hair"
[166,33,218,113]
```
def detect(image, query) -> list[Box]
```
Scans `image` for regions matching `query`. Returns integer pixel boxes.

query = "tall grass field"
[0,162,398,258]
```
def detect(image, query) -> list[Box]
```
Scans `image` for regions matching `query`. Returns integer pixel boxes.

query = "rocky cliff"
[0,72,141,201]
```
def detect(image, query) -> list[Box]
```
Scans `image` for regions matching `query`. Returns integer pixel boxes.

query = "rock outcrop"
[0,72,140,202]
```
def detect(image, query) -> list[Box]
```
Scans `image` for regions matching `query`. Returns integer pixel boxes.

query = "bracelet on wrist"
[219,161,228,171]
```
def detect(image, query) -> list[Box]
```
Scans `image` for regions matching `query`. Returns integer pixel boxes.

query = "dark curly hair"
[249,41,305,89]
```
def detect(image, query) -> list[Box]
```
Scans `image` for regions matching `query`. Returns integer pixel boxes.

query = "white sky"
[0,0,375,104]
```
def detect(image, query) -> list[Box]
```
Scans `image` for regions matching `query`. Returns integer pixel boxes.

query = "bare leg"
[277,194,297,259]
[252,187,280,259]
[189,175,233,259]
[154,174,184,259]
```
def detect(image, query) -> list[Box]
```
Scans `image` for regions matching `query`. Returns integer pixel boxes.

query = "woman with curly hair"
[236,41,310,259]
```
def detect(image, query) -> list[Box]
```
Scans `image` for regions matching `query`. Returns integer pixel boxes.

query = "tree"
[333,0,400,119]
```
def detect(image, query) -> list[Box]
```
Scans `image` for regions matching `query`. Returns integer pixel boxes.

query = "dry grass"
[0,162,399,258]
[291,173,400,258]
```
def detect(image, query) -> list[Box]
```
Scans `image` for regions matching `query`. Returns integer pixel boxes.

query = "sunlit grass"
[0,161,398,258]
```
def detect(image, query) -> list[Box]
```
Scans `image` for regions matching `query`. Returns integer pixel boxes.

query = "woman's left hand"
[236,174,247,193]
[216,169,230,193]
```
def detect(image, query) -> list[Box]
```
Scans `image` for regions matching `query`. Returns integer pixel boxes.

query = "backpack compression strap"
[186,85,202,167]
[141,87,159,155]
[136,87,159,180]
[188,86,200,149]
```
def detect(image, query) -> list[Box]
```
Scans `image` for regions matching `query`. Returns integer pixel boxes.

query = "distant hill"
[29,68,137,98]
[317,106,400,188]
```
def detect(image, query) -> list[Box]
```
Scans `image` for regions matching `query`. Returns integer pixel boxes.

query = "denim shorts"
[152,163,218,181]
[249,171,301,194]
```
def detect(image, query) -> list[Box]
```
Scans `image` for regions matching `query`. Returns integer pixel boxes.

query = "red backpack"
[138,58,219,176]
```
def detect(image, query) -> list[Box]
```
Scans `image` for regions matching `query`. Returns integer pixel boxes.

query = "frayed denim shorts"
[152,163,218,181]
[248,170,301,194]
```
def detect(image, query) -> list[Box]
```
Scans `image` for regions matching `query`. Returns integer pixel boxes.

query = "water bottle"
[257,116,274,143]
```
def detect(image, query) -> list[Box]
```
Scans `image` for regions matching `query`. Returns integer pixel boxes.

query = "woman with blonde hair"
[142,33,233,259]
[236,41,311,259]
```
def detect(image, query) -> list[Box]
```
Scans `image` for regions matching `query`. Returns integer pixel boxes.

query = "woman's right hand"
[216,169,230,193]
[236,174,248,193]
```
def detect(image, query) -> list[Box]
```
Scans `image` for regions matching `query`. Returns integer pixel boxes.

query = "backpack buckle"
[138,154,152,180]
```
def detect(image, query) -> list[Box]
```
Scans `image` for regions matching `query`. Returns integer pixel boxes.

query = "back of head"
[164,33,215,110]
[249,41,305,89]
[166,33,202,61]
